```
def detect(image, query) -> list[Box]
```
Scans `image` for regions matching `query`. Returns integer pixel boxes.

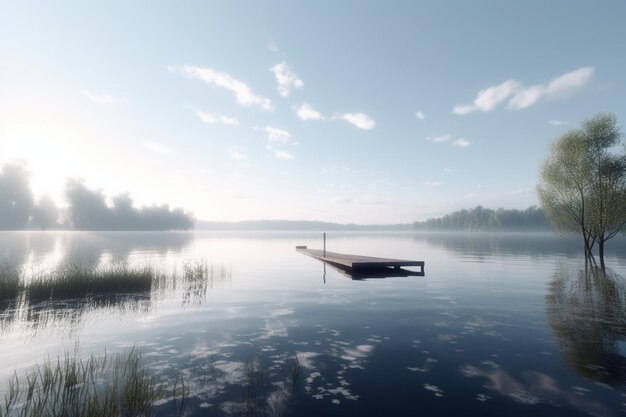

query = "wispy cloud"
[548,119,566,126]
[508,85,544,109]
[267,145,294,160]
[428,134,470,148]
[415,110,426,120]
[295,103,322,120]
[453,80,521,115]
[196,110,238,126]
[228,146,247,160]
[340,113,376,130]
[263,126,291,142]
[172,65,272,110]
[546,67,594,97]
[81,89,115,104]
[428,134,452,143]
[258,126,294,159]
[423,180,444,187]
[267,40,279,53]
[270,62,303,97]
[144,142,171,155]
[454,67,594,114]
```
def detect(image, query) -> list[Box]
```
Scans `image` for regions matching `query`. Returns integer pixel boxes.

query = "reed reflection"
[0,258,232,337]
[546,264,626,387]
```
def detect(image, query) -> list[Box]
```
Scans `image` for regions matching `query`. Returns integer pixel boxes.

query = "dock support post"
[323,232,326,257]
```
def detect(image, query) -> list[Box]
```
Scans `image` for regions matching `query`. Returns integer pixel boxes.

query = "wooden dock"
[296,247,425,275]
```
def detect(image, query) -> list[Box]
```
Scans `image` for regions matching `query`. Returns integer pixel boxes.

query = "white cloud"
[196,111,238,126]
[144,142,171,155]
[546,67,594,97]
[172,65,272,110]
[273,150,294,160]
[452,138,470,147]
[295,103,322,120]
[453,80,520,115]
[263,126,290,142]
[270,62,304,97]
[423,181,444,187]
[340,113,376,130]
[81,89,115,104]
[228,146,247,160]
[454,67,594,114]
[451,105,475,116]
[267,40,279,53]
[508,85,544,109]
[415,111,426,120]
[429,134,452,143]
[428,134,470,148]
[267,146,294,160]
[548,120,566,126]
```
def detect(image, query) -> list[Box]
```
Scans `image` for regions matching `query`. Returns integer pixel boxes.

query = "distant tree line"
[196,220,413,231]
[413,206,550,231]
[0,163,195,231]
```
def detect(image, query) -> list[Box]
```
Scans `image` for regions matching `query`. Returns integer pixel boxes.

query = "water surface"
[1,231,625,416]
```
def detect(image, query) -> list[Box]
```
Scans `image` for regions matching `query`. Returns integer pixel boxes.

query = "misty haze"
[2,2,626,417]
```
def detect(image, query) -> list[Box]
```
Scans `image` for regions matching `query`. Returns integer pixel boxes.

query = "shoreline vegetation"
[0,260,232,306]
[0,264,156,305]
[0,164,195,232]
[0,256,301,417]
[198,206,552,232]
[0,349,163,417]
[413,206,551,231]
[0,348,302,417]
[538,113,626,270]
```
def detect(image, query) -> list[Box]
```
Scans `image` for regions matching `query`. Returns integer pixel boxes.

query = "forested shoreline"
[0,163,195,231]
[413,206,551,231]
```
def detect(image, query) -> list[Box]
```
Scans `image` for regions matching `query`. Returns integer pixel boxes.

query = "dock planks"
[296,247,425,274]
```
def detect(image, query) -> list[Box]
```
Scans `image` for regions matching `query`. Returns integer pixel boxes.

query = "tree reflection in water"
[546,263,626,386]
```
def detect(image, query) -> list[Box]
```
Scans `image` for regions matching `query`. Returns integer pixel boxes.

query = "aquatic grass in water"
[2,259,232,304]
[0,348,162,417]
[1,259,232,335]
[0,264,21,303]
[180,260,232,306]
[23,264,155,304]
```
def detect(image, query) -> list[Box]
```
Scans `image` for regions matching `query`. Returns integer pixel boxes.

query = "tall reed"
[0,349,162,417]
[24,264,155,304]
[0,264,21,303]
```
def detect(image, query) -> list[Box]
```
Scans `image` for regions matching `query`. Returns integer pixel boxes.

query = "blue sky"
[1,1,625,223]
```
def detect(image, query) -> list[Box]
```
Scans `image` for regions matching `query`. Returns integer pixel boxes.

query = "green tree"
[538,113,626,269]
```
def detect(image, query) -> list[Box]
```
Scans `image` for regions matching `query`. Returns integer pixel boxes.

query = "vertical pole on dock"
[323,232,326,257]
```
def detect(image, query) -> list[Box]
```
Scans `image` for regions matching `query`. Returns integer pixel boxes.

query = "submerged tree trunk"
[598,236,606,272]
[582,228,597,266]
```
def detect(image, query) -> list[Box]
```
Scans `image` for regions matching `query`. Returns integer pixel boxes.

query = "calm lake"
[1,231,626,416]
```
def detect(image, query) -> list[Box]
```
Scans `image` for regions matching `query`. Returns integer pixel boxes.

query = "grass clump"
[0,349,162,417]
[180,260,232,306]
[24,264,155,304]
[0,264,21,303]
